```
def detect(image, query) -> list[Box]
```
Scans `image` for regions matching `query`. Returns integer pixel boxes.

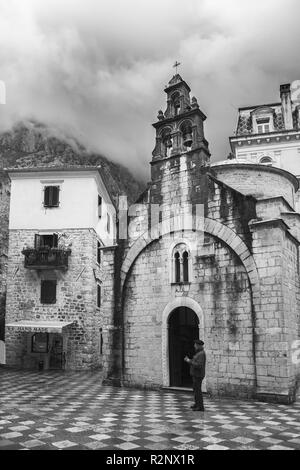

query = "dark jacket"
[190,350,206,379]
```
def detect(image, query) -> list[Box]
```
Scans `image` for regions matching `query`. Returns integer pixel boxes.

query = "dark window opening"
[100,328,103,355]
[97,241,101,264]
[260,157,273,164]
[97,283,101,308]
[32,333,49,353]
[175,252,180,283]
[162,129,173,157]
[183,251,189,282]
[41,280,57,304]
[174,100,180,116]
[107,213,111,233]
[35,233,58,249]
[98,195,102,218]
[171,92,180,116]
[44,186,60,208]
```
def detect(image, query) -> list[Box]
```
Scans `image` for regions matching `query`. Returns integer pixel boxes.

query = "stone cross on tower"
[173,61,181,74]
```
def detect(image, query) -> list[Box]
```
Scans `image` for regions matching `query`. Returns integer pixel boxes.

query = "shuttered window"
[44,186,60,208]
[41,280,57,304]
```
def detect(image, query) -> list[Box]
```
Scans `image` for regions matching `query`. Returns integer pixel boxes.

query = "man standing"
[184,340,206,411]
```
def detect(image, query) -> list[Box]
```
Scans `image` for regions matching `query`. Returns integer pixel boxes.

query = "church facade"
[3,75,300,404]
[101,75,300,404]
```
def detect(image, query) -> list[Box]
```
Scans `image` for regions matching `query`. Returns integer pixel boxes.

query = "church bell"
[183,132,193,147]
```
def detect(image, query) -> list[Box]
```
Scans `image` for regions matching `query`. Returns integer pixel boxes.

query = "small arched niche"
[171,91,181,116]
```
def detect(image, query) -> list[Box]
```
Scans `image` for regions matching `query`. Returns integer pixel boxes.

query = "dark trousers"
[192,376,204,410]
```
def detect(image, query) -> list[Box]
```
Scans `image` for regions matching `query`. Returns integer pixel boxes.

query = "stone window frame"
[169,240,193,284]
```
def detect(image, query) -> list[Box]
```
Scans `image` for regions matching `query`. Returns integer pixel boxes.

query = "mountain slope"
[0,121,144,204]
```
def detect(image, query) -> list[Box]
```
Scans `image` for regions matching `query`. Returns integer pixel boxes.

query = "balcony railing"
[22,247,71,270]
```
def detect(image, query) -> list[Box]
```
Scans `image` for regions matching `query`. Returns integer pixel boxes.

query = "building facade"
[228,81,300,173]
[3,75,300,404]
[5,167,116,370]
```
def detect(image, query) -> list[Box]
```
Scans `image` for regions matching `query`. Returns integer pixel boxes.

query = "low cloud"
[0,0,299,181]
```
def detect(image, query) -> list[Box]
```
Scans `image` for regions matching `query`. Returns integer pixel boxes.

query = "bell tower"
[150,73,211,205]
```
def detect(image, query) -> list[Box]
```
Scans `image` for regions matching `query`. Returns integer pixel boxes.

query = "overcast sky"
[0,0,300,181]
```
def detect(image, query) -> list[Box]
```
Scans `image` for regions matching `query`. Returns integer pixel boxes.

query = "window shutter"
[52,186,59,206]
[44,186,50,207]
[44,186,60,207]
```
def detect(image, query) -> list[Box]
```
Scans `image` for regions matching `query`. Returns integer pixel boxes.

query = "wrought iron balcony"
[22,247,71,270]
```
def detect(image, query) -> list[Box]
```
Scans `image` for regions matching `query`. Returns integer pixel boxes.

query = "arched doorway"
[168,307,199,387]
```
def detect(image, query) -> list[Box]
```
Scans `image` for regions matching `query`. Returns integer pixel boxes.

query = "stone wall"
[119,155,258,398]
[250,219,300,402]
[5,228,105,370]
[122,232,255,398]
[212,163,298,209]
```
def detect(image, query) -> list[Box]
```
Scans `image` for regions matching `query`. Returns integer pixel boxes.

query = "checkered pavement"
[0,368,299,450]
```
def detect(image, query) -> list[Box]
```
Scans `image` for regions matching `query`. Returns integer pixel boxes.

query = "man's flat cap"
[194,339,204,346]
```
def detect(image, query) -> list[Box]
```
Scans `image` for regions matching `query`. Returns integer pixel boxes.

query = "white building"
[4,166,116,370]
[229,82,300,174]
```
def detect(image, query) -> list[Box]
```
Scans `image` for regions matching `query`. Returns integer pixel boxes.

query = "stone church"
[101,74,300,404]
[3,74,300,404]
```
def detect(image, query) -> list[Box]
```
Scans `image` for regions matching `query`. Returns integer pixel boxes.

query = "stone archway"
[120,217,260,302]
[161,297,204,387]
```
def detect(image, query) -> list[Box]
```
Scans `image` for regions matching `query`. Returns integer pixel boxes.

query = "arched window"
[183,251,189,282]
[175,252,180,283]
[171,92,180,116]
[172,243,191,284]
[260,156,273,165]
